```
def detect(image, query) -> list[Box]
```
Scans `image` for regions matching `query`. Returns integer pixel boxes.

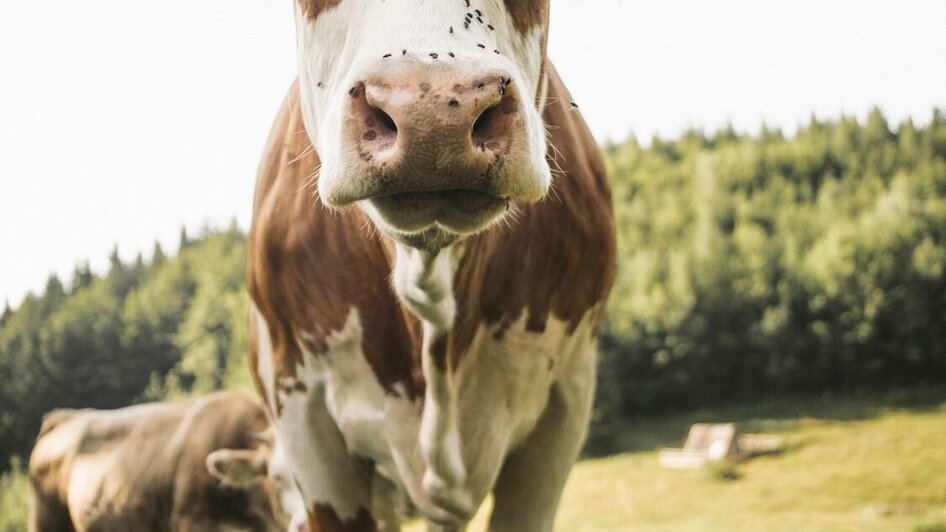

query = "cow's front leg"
[486,347,596,532]
[276,380,377,532]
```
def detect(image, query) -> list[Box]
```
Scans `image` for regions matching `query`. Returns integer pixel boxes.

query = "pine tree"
[179,227,191,250]
[152,241,167,267]
[0,300,11,327]
[71,262,94,292]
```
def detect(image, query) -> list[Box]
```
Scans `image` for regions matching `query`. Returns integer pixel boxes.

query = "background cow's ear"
[206,449,267,488]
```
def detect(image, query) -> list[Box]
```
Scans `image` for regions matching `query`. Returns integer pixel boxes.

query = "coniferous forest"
[2,108,945,468]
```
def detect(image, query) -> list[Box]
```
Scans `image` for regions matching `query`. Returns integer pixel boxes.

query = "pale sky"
[1,0,945,308]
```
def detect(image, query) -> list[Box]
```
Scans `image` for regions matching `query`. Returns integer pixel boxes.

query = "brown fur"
[298,0,343,21]
[248,61,614,389]
[447,61,614,368]
[505,0,550,33]
[307,504,377,532]
[248,83,424,408]
[28,393,284,532]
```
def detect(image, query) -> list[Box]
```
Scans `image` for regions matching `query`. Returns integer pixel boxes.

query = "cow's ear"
[206,449,267,488]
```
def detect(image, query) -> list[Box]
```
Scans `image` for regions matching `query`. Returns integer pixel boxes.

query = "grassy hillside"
[403,391,946,531]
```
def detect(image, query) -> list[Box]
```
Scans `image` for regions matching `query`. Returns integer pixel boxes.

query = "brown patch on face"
[504,0,550,33]
[298,0,342,20]
[248,81,424,416]
[307,504,376,531]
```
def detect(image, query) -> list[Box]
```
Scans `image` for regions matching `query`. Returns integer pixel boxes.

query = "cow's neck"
[390,240,471,508]
[391,243,459,334]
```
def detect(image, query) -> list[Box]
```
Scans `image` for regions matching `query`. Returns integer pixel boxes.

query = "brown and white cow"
[248,1,615,530]
[28,391,305,532]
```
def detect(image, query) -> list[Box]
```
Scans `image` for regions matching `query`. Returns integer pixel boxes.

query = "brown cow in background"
[28,391,304,531]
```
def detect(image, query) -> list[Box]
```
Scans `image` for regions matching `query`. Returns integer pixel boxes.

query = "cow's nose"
[347,74,519,177]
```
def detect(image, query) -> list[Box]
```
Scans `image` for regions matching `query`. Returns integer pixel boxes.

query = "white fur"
[252,304,277,414]
[390,243,459,331]
[266,437,308,531]
[389,243,468,511]
[272,311,371,522]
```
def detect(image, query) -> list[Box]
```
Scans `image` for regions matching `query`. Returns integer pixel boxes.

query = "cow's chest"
[304,309,597,501]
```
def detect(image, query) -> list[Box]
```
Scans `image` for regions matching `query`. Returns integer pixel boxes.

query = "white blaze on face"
[293,0,550,211]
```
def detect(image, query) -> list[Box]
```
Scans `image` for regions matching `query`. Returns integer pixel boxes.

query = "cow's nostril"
[471,93,516,152]
[472,104,499,138]
[352,82,398,150]
[371,105,398,133]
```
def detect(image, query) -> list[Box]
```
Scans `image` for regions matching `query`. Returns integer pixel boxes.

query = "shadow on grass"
[584,386,946,457]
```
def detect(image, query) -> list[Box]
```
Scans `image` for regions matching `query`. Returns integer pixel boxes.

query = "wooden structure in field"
[659,423,739,469]
[659,423,785,469]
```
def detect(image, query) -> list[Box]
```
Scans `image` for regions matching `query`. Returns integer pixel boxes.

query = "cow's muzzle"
[321,64,546,238]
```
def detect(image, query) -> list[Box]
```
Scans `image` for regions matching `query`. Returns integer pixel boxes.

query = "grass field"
[0,458,28,532]
[3,391,945,531]
[408,390,946,531]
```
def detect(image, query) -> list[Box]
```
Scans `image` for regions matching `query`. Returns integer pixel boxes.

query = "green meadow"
[405,392,946,531]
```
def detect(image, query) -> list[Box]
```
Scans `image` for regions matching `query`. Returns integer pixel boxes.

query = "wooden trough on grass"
[659,423,784,469]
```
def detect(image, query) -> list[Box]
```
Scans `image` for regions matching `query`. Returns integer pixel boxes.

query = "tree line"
[590,108,946,450]
[2,108,945,467]
[0,225,252,469]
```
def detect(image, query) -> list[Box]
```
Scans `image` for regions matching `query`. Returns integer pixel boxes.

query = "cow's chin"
[362,190,507,251]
